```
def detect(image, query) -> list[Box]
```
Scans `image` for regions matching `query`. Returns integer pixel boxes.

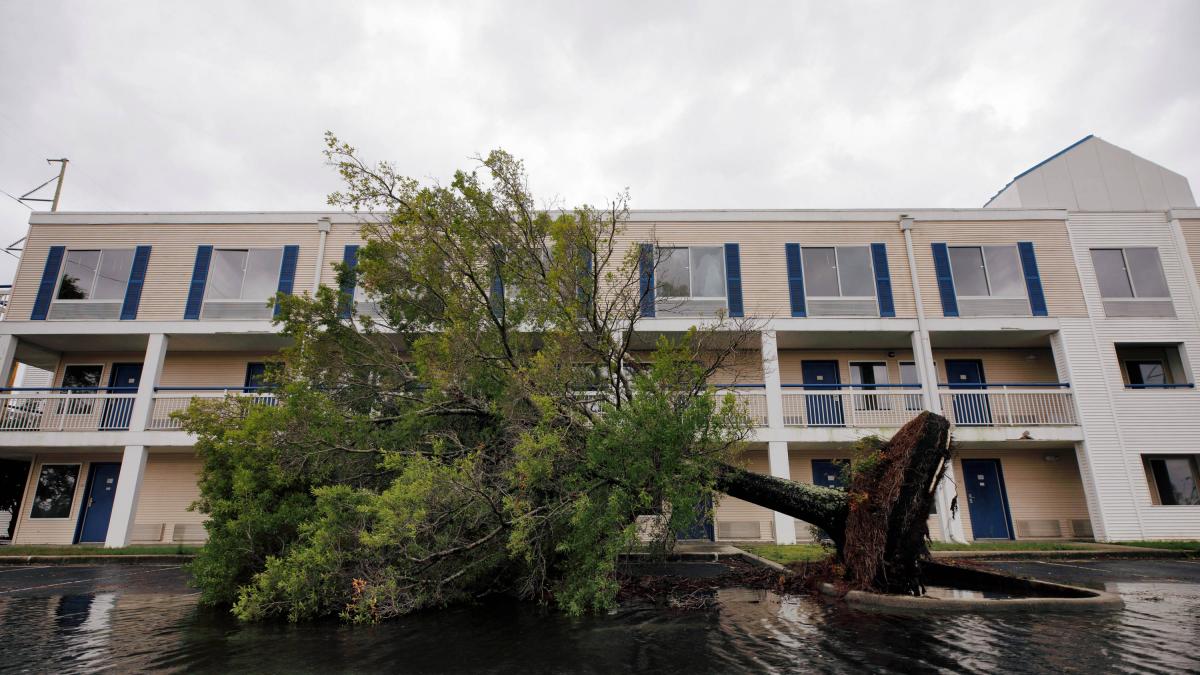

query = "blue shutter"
[724,243,744,318]
[639,244,655,317]
[119,246,152,320]
[273,245,300,317]
[31,246,66,320]
[870,243,895,317]
[183,246,213,320]
[784,243,806,317]
[1017,241,1048,316]
[339,244,359,318]
[931,243,959,317]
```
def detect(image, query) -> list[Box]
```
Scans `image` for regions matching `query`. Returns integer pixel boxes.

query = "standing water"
[0,560,1197,673]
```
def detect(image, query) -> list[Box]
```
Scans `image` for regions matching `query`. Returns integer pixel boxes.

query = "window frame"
[52,248,136,303]
[1090,247,1171,300]
[27,463,81,520]
[204,247,284,304]
[947,244,1027,300]
[849,360,890,411]
[899,360,924,411]
[656,245,727,301]
[58,363,105,415]
[1115,343,1191,389]
[1143,455,1200,506]
[801,245,877,300]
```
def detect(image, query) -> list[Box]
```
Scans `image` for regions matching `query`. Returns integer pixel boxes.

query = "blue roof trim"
[983,134,1095,207]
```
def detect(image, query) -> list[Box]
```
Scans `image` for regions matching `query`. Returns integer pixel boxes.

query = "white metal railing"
[781,390,924,428]
[0,390,138,431]
[718,389,768,427]
[148,389,278,430]
[939,387,1077,426]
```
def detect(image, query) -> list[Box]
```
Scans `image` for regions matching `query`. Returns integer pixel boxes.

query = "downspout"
[312,217,331,295]
[900,215,967,543]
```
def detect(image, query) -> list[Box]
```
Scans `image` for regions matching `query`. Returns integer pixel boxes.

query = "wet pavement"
[0,559,1197,673]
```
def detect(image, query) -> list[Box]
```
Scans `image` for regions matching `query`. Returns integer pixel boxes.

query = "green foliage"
[742,544,833,564]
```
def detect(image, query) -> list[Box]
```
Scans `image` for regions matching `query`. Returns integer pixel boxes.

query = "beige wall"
[52,352,277,389]
[776,348,1057,387]
[12,453,121,545]
[909,219,1087,318]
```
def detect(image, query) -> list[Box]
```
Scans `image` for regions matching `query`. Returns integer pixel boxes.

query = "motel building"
[1,135,1200,549]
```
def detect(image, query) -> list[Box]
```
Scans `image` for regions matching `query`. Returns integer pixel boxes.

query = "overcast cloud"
[1,1,1197,282]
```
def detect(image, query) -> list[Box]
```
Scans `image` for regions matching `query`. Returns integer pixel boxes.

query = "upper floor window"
[803,246,874,298]
[948,246,1023,299]
[55,249,134,301]
[207,248,284,302]
[1115,343,1191,389]
[657,246,725,299]
[1091,248,1170,299]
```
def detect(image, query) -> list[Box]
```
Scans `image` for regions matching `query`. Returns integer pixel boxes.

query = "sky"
[0,1,1197,283]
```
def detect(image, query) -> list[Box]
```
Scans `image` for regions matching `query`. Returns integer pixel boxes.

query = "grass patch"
[0,545,199,556]
[1113,540,1200,553]
[929,541,1093,551]
[742,544,832,564]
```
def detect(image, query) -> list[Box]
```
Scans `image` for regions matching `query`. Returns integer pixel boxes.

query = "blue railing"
[1124,383,1195,390]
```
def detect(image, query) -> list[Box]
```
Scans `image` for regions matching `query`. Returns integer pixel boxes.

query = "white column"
[312,217,331,295]
[105,333,169,547]
[760,330,796,544]
[104,445,148,548]
[0,334,18,387]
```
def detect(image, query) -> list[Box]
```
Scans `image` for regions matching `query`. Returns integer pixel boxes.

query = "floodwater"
[1,560,1198,673]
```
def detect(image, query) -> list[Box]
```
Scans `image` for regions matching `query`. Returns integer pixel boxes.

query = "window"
[1091,248,1170,299]
[29,464,79,518]
[55,249,134,301]
[244,363,267,392]
[802,246,874,298]
[900,361,923,410]
[60,364,103,415]
[657,246,725,299]
[1144,456,1200,506]
[850,361,889,410]
[1115,343,1190,388]
[949,245,1024,298]
[206,248,284,302]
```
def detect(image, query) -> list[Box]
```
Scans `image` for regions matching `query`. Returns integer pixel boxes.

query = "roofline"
[29,208,1070,226]
[983,134,1096,207]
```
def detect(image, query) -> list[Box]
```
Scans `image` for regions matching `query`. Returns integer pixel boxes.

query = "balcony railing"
[0,388,138,431]
[938,384,1077,426]
[716,386,769,427]
[781,384,924,428]
[148,387,278,430]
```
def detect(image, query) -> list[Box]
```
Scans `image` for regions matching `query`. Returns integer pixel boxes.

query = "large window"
[206,248,284,302]
[55,249,134,301]
[29,464,80,518]
[60,364,103,415]
[1144,456,1200,506]
[657,246,725,299]
[850,361,889,410]
[802,246,874,298]
[1091,248,1170,299]
[949,245,1024,298]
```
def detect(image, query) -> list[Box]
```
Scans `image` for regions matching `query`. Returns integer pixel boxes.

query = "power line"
[0,188,33,210]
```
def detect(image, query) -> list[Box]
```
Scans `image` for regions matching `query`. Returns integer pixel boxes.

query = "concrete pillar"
[909,331,966,543]
[128,334,168,433]
[104,445,148,548]
[0,334,17,387]
[760,330,796,544]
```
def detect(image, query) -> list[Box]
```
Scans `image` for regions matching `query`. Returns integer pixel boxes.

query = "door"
[961,459,1012,539]
[100,363,142,430]
[802,361,843,426]
[675,496,714,541]
[76,463,121,543]
[945,359,990,425]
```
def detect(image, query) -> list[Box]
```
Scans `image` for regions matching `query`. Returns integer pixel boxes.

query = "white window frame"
[947,245,1027,301]
[27,462,82,520]
[849,360,891,410]
[52,248,135,303]
[58,363,106,415]
[204,247,284,304]
[899,360,924,410]
[802,245,877,301]
[1091,247,1171,301]
[656,246,727,301]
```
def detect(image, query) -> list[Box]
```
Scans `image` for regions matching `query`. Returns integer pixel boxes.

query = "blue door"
[961,459,1012,539]
[101,363,142,430]
[77,463,121,543]
[675,496,714,541]
[811,460,848,489]
[802,361,843,426]
[946,359,991,425]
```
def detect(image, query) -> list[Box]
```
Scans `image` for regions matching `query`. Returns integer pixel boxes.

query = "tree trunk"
[714,411,953,595]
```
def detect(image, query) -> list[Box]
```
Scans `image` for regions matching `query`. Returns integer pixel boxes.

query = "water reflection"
[0,564,1198,673]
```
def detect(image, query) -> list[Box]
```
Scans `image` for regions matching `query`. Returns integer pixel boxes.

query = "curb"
[0,555,195,565]
[932,548,1187,561]
[819,581,1124,613]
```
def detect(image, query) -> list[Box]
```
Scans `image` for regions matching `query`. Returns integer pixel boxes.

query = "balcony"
[0,388,137,431]
[148,387,278,430]
[781,384,924,428]
[938,384,1077,427]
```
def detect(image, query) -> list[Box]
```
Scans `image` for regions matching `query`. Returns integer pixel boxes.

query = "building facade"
[0,136,1198,548]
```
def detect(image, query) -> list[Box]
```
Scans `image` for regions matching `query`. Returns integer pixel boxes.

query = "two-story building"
[0,135,1197,548]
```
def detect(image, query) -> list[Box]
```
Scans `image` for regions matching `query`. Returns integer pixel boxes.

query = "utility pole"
[48,158,68,212]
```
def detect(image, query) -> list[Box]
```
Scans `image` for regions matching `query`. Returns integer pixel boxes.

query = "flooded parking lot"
[0,559,1197,673]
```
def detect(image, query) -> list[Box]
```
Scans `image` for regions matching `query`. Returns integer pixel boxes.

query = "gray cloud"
[1,0,1197,282]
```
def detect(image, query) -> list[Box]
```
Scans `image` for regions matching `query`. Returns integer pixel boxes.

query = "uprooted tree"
[182,137,953,622]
